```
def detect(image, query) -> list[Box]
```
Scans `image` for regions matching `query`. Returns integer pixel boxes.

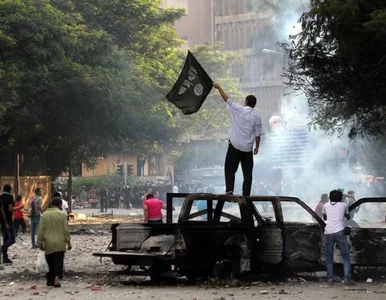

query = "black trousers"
[148,219,163,224]
[45,251,64,286]
[100,198,107,212]
[14,218,26,235]
[225,142,254,196]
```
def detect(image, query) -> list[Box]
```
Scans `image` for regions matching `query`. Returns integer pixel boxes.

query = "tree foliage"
[0,0,184,175]
[283,0,386,139]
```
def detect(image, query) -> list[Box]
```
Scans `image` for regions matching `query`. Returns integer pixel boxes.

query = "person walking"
[322,189,355,285]
[1,184,24,264]
[14,195,27,237]
[29,188,43,249]
[0,192,9,268]
[213,83,262,196]
[52,192,69,215]
[37,197,71,287]
[99,187,108,212]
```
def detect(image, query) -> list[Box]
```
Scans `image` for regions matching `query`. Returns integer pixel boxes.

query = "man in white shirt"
[322,189,355,285]
[213,83,262,196]
[53,192,69,215]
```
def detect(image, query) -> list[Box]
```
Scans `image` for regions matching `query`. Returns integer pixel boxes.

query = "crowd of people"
[75,182,175,211]
[0,184,71,288]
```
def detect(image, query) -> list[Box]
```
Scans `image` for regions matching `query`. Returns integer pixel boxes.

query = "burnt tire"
[211,255,241,281]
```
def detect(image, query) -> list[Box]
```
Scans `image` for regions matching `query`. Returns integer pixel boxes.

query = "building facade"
[160,0,215,48]
[214,0,285,127]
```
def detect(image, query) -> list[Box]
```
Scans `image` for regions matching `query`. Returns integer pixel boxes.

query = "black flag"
[166,51,213,115]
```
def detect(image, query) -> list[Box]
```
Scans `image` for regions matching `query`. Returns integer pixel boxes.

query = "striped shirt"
[37,207,70,254]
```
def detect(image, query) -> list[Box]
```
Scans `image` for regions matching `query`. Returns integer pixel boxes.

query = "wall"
[0,176,51,208]
[161,0,214,47]
[214,0,285,128]
[81,154,137,177]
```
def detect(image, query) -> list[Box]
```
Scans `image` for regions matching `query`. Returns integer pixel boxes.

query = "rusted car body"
[93,194,386,280]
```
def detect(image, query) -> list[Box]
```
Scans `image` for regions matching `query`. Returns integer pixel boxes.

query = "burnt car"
[93,194,386,281]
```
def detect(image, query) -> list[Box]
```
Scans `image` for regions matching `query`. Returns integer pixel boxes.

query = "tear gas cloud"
[209,1,384,211]
[249,0,385,210]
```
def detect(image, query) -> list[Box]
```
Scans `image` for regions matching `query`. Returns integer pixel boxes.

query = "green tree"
[283,0,386,139]
[0,0,185,178]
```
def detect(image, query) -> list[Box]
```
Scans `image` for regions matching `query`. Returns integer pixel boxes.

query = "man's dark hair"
[347,190,355,195]
[3,184,11,193]
[35,187,41,194]
[53,192,61,198]
[51,197,62,208]
[245,95,257,108]
[146,194,154,199]
[321,193,328,203]
[16,195,22,201]
[329,190,343,202]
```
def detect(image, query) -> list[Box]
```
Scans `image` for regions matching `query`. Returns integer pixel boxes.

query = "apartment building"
[160,0,214,48]
[214,0,286,126]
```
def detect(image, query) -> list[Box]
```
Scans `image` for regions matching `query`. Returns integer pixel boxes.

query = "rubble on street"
[1,209,386,300]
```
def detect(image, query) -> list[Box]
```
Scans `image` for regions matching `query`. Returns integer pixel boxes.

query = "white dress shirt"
[227,98,262,152]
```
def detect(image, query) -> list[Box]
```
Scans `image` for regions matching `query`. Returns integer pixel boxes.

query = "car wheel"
[211,255,240,280]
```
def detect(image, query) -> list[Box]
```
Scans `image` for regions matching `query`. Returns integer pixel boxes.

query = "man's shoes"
[343,280,356,286]
[3,258,13,264]
[0,265,4,270]
[31,245,39,249]
[54,283,61,288]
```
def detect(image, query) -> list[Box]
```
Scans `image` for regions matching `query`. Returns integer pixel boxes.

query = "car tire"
[210,254,241,281]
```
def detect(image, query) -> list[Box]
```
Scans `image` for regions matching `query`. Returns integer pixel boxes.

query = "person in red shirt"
[314,193,328,219]
[142,194,166,224]
[14,195,26,236]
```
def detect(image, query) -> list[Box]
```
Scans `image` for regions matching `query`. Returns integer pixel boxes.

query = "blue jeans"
[30,216,41,247]
[325,230,351,281]
[2,223,16,260]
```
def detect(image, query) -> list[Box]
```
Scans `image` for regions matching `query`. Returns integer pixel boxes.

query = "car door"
[278,197,325,271]
[250,197,284,269]
[176,196,217,270]
[346,197,386,266]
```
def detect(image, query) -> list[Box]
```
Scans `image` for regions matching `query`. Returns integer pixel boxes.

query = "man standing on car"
[322,189,355,285]
[213,83,262,196]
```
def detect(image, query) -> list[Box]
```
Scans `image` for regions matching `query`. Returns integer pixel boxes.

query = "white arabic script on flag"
[178,67,198,95]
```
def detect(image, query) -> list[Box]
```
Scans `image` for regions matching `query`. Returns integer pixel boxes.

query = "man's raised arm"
[213,83,229,102]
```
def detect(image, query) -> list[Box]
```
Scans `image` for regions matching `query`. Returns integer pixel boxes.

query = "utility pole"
[14,144,20,197]
[124,161,127,186]
[68,155,73,213]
